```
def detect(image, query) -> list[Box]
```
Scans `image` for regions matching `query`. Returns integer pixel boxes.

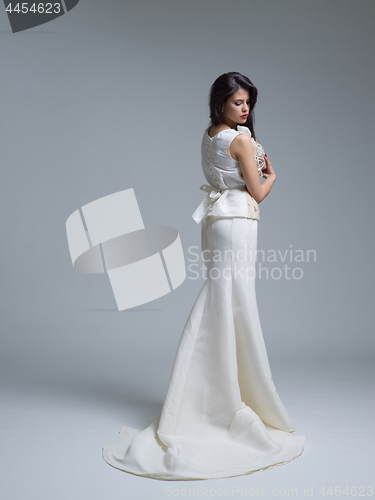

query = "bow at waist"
[191,184,251,224]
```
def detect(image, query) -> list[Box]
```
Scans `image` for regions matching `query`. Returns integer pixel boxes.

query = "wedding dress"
[102,126,305,480]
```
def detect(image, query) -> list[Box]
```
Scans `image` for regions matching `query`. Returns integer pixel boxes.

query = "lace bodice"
[237,126,266,177]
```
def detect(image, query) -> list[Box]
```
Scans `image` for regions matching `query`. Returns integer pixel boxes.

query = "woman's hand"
[261,154,276,179]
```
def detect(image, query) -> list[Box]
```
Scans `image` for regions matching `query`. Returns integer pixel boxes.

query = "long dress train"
[102,216,305,480]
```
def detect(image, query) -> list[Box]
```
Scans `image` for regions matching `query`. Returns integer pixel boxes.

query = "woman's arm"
[230,134,276,204]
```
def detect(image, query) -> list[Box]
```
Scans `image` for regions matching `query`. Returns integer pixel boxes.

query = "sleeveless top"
[192,125,265,251]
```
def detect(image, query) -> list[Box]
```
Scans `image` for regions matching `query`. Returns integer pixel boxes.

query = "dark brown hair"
[209,72,258,140]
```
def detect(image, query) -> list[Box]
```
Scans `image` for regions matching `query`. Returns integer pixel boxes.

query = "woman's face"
[222,87,250,127]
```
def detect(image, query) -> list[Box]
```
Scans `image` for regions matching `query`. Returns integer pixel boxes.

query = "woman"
[102,72,305,480]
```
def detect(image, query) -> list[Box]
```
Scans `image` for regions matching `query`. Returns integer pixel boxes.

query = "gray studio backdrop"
[2,0,374,366]
[1,0,374,498]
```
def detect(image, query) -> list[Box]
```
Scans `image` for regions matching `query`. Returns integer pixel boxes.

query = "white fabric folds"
[191,184,260,253]
[102,217,305,480]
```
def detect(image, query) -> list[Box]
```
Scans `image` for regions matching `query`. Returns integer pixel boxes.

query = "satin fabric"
[102,217,305,480]
[193,125,262,221]
[192,125,261,253]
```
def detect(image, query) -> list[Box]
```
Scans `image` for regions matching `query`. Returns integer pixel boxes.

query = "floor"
[1,356,373,499]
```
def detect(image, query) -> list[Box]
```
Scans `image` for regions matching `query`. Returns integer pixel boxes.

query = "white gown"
[102,126,305,480]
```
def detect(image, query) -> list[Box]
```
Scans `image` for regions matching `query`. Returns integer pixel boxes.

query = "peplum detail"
[192,125,263,252]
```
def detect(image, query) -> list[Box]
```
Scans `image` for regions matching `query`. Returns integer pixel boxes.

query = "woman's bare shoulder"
[230,133,254,160]
[231,132,253,149]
